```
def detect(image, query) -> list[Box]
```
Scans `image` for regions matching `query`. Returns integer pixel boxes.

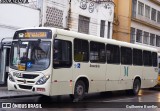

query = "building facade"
[0,3,40,38]
[40,0,114,39]
[113,0,132,42]
[113,0,160,52]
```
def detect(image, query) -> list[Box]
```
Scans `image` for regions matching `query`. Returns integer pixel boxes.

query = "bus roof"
[17,27,158,52]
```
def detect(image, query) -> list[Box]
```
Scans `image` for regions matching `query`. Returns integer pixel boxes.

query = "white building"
[0,4,40,39]
[131,0,160,52]
[40,0,114,39]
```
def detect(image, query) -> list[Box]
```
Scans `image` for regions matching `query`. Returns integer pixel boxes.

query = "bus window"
[133,49,142,66]
[121,47,132,65]
[90,41,105,63]
[106,44,120,64]
[74,39,89,62]
[143,51,152,66]
[53,39,72,68]
[152,52,157,67]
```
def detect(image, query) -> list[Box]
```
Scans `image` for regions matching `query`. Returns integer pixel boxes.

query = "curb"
[0,94,40,99]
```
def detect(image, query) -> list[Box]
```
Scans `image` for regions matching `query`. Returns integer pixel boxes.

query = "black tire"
[132,79,141,95]
[73,80,85,102]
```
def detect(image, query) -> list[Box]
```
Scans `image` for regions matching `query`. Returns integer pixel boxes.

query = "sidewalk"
[0,87,39,99]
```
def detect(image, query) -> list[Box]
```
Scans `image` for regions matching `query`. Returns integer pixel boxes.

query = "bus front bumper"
[8,78,51,96]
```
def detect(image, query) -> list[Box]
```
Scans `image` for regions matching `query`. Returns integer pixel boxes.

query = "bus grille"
[18,85,32,90]
[22,74,38,79]
[17,80,35,84]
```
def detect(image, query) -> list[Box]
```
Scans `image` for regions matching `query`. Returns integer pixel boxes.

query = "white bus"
[8,27,158,101]
[0,38,12,85]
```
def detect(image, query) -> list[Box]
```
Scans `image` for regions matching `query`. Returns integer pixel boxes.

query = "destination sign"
[13,29,52,39]
[19,32,47,38]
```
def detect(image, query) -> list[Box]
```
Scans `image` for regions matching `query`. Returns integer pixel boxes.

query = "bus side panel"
[106,64,121,91]
[87,63,106,93]
[119,65,133,90]
[51,68,73,96]
[141,67,157,88]
[129,66,142,88]
[73,63,89,90]
[73,62,106,93]
[119,65,143,90]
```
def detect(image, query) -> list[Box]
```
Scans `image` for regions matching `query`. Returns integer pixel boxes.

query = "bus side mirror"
[1,38,5,51]
[1,37,12,51]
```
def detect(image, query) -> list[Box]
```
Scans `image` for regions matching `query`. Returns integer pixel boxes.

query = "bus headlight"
[36,75,50,85]
[8,74,15,82]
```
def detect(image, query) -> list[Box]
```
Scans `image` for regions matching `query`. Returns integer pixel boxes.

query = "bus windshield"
[10,41,51,71]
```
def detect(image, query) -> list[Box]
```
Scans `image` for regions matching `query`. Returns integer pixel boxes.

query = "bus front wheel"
[73,80,85,102]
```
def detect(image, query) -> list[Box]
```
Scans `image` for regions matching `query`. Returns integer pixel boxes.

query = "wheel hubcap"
[77,85,83,96]
[134,83,139,93]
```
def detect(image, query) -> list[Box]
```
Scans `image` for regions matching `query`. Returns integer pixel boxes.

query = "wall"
[131,0,160,51]
[41,0,69,28]
[41,0,114,39]
[0,4,40,39]
[113,0,132,42]
[70,0,114,38]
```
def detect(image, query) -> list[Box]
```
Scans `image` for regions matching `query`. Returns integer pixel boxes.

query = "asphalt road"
[0,88,160,111]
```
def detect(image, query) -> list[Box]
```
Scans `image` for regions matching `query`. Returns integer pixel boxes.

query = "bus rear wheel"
[73,80,85,102]
[132,79,141,95]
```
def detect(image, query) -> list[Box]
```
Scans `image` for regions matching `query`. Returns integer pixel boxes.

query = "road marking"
[101,97,138,102]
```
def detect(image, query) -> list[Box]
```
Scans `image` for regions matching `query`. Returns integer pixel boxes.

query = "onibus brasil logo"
[0,0,29,4]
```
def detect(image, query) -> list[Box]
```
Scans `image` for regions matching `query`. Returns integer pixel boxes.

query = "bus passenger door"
[51,38,73,96]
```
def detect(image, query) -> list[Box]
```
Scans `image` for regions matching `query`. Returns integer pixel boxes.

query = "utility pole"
[41,0,46,27]
[67,0,71,30]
